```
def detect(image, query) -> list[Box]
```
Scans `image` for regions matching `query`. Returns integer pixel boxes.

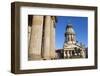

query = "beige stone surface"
[28,26,31,45]
[42,16,51,59]
[28,16,44,60]
[63,24,86,59]
[28,16,56,60]
[80,49,86,58]
[50,17,56,59]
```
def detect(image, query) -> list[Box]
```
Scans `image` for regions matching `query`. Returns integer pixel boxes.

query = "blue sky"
[55,16,88,49]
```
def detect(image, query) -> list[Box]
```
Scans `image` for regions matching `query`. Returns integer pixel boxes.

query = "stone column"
[80,49,86,58]
[28,26,31,45]
[70,50,72,57]
[73,35,76,42]
[69,35,71,41]
[50,16,56,59]
[64,50,66,58]
[28,16,44,60]
[68,35,72,44]
[67,50,70,58]
[72,34,76,44]
[67,35,69,42]
[42,16,51,59]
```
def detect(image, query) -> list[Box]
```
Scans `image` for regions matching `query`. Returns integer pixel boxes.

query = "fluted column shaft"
[42,16,51,59]
[28,16,44,60]
[50,17,56,59]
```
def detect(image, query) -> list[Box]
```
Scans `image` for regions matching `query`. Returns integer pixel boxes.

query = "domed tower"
[63,23,86,59]
[64,23,76,44]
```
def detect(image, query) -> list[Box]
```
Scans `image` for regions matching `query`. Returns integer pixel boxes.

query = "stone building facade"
[28,15,56,60]
[63,24,86,59]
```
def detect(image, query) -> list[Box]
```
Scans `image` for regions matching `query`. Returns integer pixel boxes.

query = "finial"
[67,18,73,28]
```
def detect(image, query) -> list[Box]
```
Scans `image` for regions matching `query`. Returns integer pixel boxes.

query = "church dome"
[66,24,75,35]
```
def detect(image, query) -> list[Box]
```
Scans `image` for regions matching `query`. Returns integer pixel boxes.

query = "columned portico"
[28,15,56,60]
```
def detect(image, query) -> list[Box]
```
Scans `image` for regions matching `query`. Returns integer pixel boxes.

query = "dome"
[66,24,75,35]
